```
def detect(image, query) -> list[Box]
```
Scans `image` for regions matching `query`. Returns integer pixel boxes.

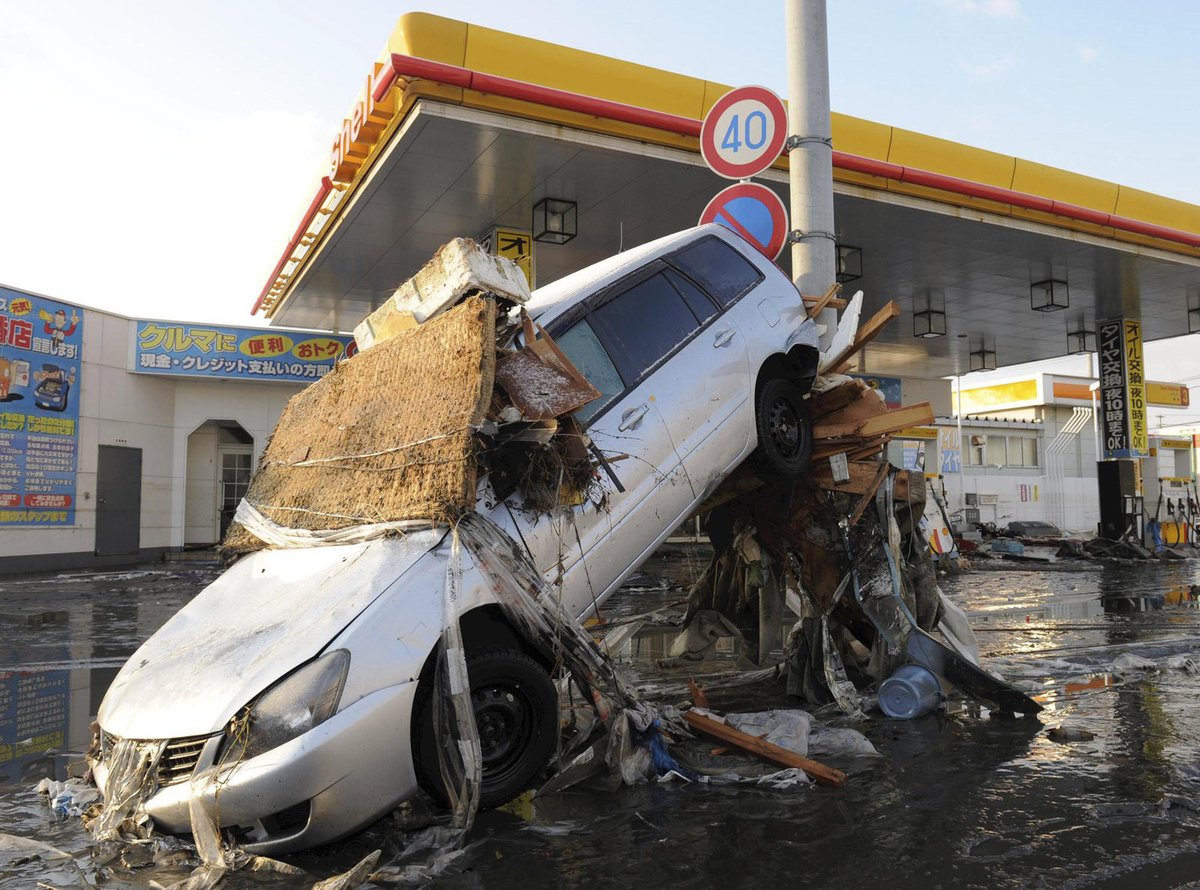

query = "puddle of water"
[5,558,1200,886]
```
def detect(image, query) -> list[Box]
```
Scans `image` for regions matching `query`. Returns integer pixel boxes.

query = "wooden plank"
[802,295,848,311]
[819,389,889,428]
[683,711,847,788]
[803,282,844,317]
[847,439,888,461]
[814,402,933,441]
[849,461,891,525]
[688,678,710,709]
[808,381,866,419]
[811,459,910,499]
[823,300,901,371]
[857,402,934,438]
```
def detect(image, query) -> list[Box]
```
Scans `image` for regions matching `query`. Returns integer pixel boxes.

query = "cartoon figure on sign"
[38,308,80,355]
[0,356,10,400]
[33,363,71,412]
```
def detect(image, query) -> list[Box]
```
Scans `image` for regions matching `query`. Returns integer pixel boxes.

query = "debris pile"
[675,305,1040,718]
[221,238,605,556]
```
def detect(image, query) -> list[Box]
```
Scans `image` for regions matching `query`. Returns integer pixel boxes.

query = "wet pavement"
[5,553,1200,887]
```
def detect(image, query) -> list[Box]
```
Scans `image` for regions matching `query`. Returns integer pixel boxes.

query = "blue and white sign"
[0,286,83,527]
[133,321,356,384]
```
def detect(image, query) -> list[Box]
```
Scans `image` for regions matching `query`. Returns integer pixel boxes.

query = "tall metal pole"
[785,0,837,348]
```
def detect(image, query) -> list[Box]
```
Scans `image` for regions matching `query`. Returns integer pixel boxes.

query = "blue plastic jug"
[879,663,943,719]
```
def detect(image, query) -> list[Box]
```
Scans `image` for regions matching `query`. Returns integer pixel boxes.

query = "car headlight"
[223,649,350,763]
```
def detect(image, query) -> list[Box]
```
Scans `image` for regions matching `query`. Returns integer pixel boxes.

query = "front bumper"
[95,681,419,855]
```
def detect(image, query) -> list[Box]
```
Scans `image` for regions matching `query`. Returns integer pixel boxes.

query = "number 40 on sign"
[700,86,788,180]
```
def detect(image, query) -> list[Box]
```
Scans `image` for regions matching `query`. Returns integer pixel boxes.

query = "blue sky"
[0,0,1196,324]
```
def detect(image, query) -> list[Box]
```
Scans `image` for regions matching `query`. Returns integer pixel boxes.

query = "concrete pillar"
[785,0,837,347]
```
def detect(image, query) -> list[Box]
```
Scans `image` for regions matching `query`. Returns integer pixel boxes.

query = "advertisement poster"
[0,286,83,526]
[133,321,355,384]
[939,427,962,474]
[849,373,902,409]
[0,669,70,780]
[1098,317,1147,459]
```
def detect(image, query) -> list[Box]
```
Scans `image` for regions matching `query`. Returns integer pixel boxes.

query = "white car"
[94,224,822,853]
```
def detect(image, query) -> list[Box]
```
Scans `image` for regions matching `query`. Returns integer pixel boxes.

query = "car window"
[590,272,702,384]
[664,268,719,326]
[668,235,764,308]
[553,319,625,424]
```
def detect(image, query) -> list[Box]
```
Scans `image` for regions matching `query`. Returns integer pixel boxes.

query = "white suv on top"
[94,224,822,853]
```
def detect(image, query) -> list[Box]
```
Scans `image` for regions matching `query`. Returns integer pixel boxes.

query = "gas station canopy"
[257,13,1200,379]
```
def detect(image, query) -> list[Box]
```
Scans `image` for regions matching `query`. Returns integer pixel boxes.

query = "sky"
[1,0,1197,328]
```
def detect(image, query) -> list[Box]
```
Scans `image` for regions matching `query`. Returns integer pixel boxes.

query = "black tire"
[752,377,813,479]
[413,646,557,809]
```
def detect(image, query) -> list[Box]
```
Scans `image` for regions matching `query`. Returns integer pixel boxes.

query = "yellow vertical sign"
[490,227,535,288]
[1124,319,1148,458]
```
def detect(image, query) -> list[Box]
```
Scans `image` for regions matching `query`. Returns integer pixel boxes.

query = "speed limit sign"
[700,85,788,180]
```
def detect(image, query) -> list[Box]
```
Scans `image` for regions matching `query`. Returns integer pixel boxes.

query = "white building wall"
[1,307,305,569]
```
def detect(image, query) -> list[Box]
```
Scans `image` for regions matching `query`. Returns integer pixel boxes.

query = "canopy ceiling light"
[532,197,577,245]
[1067,323,1096,355]
[1030,278,1069,312]
[969,344,997,372]
[835,245,862,284]
[913,291,946,339]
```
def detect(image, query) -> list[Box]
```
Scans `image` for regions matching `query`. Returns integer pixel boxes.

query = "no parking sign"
[700,182,789,260]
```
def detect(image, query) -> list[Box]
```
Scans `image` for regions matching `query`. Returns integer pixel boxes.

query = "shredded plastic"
[233,499,435,548]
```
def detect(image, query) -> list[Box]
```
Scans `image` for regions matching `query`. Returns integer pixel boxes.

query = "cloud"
[939,0,1023,18]
[1078,45,1100,63]
[964,55,1016,80]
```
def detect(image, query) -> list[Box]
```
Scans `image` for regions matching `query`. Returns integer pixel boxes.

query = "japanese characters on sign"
[0,286,82,527]
[133,322,356,384]
[0,669,69,772]
[1098,317,1148,459]
[1123,319,1148,457]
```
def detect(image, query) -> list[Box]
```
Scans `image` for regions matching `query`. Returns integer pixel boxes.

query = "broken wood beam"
[811,459,910,499]
[819,389,889,427]
[688,678,710,709]
[849,461,891,525]
[813,402,934,441]
[803,282,844,317]
[823,300,901,372]
[683,710,847,788]
[808,381,867,420]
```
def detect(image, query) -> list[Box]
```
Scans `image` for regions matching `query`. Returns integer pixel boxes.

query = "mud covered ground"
[4,553,1200,888]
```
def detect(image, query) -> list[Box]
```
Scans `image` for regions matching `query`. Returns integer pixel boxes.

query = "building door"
[96,445,142,556]
[218,448,253,539]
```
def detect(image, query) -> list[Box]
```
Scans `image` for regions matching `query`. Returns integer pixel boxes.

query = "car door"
[652,237,773,496]
[544,266,710,613]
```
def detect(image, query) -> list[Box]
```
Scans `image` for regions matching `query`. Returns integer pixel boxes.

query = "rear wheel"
[752,378,813,479]
[413,647,557,808]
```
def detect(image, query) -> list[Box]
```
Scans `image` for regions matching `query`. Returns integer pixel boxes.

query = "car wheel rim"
[767,397,801,459]
[474,683,533,780]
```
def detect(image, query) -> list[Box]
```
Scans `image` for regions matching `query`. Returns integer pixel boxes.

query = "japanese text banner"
[133,322,355,383]
[0,286,82,526]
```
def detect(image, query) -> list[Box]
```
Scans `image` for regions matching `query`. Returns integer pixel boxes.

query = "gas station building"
[3,11,1200,571]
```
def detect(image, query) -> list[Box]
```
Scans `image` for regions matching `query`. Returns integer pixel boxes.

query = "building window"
[968,434,986,466]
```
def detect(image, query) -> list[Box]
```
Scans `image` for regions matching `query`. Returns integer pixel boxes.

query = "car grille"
[157,735,210,786]
[98,729,212,787]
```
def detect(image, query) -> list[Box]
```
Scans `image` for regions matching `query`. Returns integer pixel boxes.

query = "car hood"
[99,532,444,740]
